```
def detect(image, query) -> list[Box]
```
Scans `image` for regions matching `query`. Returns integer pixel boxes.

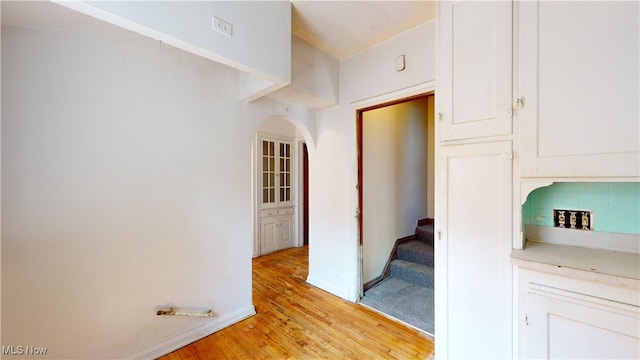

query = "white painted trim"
[127,306,256,360]
[520,180,554,205]
[350,81,435,111]
[251,135,260,258]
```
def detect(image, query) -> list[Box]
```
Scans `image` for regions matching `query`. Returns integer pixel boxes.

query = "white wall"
[362,99,430,283]
[290,35,339,106]
[56,1,291,97]
[307,21,435,301]
[267,35,340,109]
[1,23,313,359]
[257,117,297,138]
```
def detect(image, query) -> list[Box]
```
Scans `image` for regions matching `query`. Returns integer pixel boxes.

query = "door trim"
[353,81,435,297]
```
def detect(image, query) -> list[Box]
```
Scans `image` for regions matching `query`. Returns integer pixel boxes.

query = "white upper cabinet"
[438,1,513,141]
[518,1,640,178]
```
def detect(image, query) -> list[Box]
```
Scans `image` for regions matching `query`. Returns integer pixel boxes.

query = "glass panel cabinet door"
[279,142,292,204]
[261,140,276,206]
[259,137,293,208]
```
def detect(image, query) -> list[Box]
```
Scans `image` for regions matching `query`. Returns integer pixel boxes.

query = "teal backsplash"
[523,182,640,235]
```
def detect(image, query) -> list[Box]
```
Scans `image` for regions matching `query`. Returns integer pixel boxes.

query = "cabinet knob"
[515,97,525,107]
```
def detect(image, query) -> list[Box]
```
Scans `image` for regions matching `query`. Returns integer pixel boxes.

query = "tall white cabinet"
[435,1,515,358]
[436,141,513,359]
[257,134,294,256]
[437,1,639,357]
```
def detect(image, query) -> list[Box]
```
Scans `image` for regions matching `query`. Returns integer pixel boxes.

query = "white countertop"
[511,241,640,281]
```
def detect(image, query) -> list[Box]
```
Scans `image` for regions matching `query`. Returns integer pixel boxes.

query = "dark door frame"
[303,143,309,246]
[356,92,433,248]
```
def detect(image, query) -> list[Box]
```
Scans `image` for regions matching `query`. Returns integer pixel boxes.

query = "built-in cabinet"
[518,1,640,178]
[515,261,639,359]
[259,208,293,255]
[438,1,638,358]
[438,0,512,141]
[257,134,294,255]
[436,1,515,358]
[513,2,640,357]
[436,141,513,359]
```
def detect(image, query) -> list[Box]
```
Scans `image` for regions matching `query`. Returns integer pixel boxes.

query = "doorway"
[357,93,435,334]
[253,117,310,258]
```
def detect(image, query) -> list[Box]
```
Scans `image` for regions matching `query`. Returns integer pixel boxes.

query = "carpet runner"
[360,223,435,334]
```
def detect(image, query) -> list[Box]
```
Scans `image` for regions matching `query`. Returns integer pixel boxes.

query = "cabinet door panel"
[519,1,640,177]
[439,1,512,141]
[260,217,278,255]
[278,216,294,251]
[522,291,639,359]
[436,141,513,359]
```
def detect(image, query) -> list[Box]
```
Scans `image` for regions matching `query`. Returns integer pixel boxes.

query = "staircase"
[360,221,435,334]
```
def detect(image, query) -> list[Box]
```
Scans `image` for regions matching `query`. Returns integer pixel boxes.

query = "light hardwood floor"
[160,246,435,359]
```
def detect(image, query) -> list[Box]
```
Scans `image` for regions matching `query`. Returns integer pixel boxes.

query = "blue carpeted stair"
[360,222,435,334]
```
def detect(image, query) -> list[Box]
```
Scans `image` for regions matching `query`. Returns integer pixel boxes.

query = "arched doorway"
[252,115,313,258]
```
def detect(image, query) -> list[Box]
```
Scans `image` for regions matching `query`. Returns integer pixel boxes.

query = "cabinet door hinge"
[437,231,442,240]
[437,112,444,121]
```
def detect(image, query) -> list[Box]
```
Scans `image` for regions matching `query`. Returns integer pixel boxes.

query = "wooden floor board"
[159,246,434,359]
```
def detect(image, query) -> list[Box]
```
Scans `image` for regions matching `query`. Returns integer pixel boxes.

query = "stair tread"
[415,224,434,245]
[391,259,434,274]
[390,259,434,289]
[396,240,434,267]
[397,240,433,254]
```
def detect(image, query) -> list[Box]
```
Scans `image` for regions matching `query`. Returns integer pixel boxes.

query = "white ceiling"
[2,1,435,60]
[292,1,435,59]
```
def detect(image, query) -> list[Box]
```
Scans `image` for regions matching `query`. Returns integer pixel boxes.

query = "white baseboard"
[306,274,357,302]
[126,306,256,360]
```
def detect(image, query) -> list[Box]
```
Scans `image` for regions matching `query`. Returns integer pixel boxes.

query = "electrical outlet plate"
[212,16,232,37]
[553,209,593,231]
